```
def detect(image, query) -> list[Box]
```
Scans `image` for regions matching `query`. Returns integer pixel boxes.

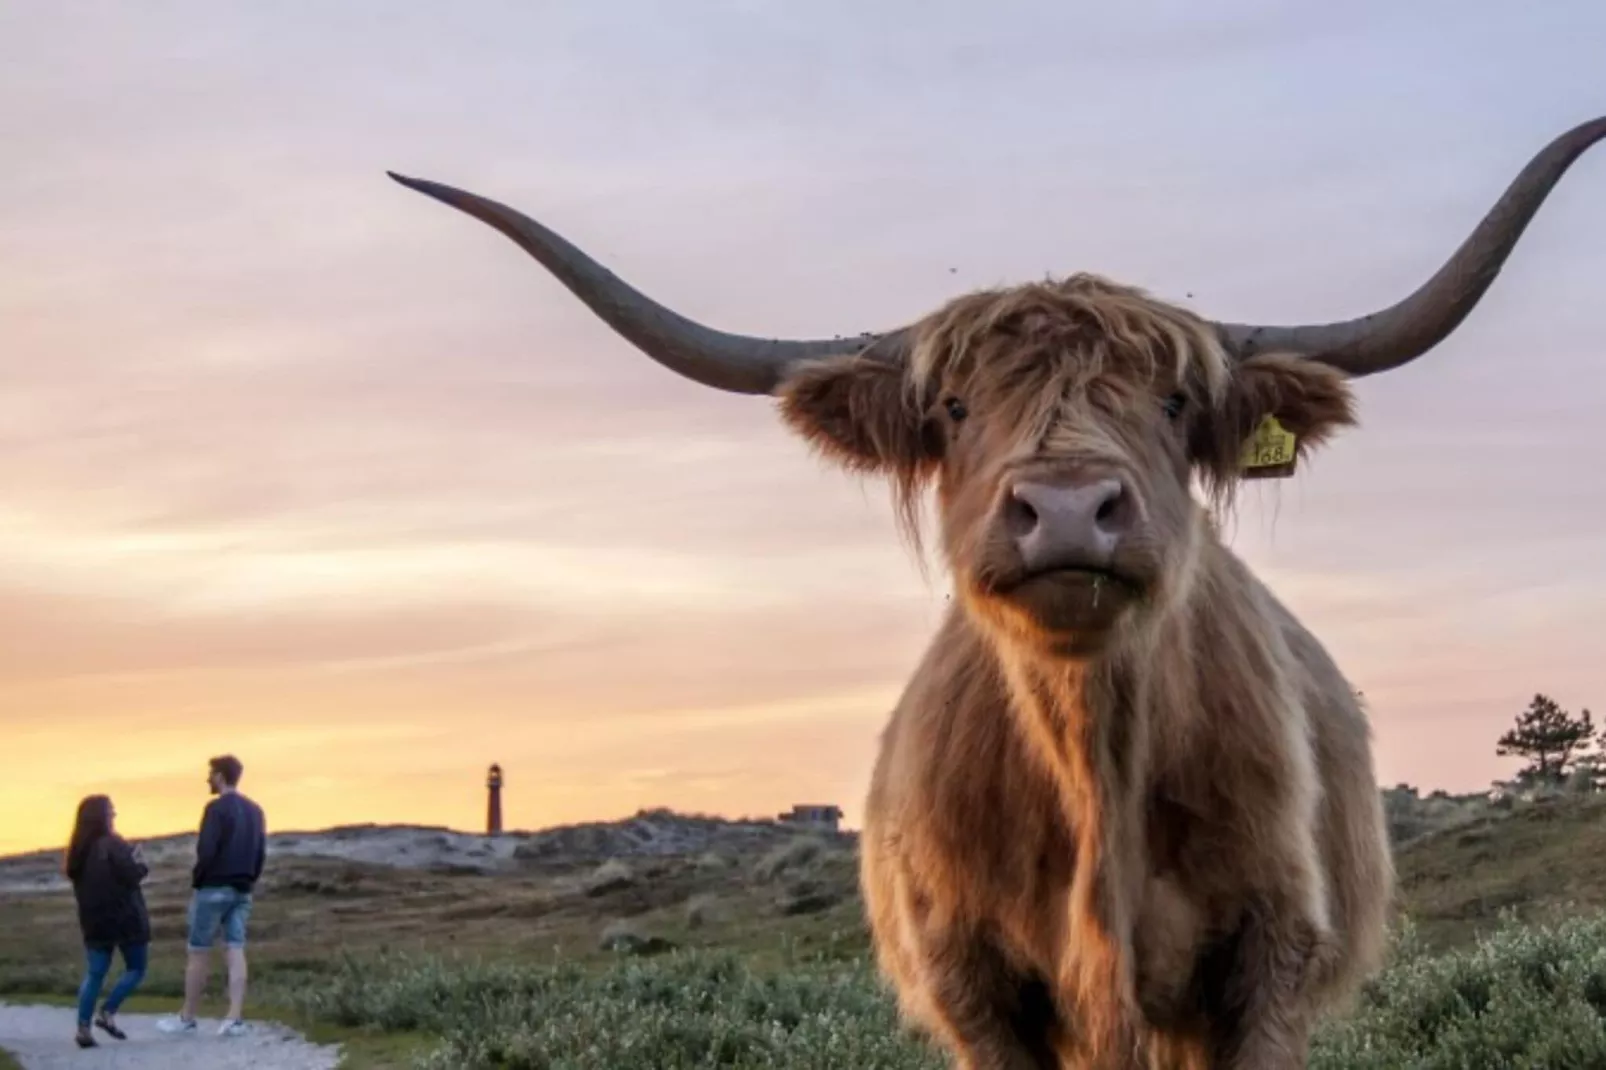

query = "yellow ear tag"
[1240,415,1297,480]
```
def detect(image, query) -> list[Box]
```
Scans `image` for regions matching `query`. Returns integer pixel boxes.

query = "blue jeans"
[187,886,253,951]
[77,943,147,1025]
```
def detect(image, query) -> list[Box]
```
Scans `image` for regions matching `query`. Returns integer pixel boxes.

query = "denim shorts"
[186,886,253,951]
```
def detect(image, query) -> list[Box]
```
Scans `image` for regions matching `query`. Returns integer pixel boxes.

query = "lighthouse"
[486,763,504,836]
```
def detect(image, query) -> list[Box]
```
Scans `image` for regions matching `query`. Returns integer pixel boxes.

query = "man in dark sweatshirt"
[155,754,266,1038]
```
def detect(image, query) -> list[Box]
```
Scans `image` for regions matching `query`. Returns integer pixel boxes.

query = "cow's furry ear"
[1191,354,1357,491]
[776,356,937,477]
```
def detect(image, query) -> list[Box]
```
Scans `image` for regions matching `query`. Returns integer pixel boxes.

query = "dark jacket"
[192,791,266,893]
[70,835,151,949]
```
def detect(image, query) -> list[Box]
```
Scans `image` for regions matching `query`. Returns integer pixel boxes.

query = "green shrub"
[296,950,939,1069]
[1311,912,1606,1069]
[418,956,937,1069]
[296,912,1606,1069]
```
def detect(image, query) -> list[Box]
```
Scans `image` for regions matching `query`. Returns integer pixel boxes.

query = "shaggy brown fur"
[777,275,1394,1069]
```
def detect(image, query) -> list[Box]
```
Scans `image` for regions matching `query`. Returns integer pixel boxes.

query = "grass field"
[4,791,1606,1067]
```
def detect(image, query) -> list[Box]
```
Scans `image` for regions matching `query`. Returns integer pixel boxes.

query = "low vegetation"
[299,950,931,1069]
[279,912,1606,1069]
[1311,913,1606,1070]
[5,789,1606,1066]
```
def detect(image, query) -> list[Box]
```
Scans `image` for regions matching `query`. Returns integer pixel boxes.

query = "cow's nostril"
[1092,480,1129,532]
[1004,490,1040,537]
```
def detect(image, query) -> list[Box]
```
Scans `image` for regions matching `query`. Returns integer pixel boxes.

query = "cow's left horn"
[386,172,907,395]
[1213,115,1606,376]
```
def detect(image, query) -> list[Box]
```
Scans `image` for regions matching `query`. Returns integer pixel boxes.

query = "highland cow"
[388,115,1605,1068]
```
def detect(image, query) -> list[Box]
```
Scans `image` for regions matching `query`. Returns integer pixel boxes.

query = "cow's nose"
[1003,478,1133,574]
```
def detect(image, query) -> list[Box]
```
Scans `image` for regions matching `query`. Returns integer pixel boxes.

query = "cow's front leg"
[915,925,1064,1070]
[1205,897,1331,1070]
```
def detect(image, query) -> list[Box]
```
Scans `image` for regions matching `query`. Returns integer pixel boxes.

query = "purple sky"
[1,2,1602,852]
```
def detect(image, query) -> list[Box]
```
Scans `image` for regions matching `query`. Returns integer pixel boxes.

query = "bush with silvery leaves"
[294,913,1606,1068]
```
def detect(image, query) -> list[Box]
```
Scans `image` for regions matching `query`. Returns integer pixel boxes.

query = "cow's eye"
[944,397,968,423]
[1162,392,1187,421]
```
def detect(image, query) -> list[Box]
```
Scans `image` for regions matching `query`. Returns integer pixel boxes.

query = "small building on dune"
[777,804,843,834]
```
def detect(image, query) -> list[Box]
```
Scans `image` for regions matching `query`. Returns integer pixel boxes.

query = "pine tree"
[1496,693,1596,786]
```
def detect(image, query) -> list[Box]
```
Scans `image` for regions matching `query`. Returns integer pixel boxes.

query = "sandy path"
[0,1003,341,1070]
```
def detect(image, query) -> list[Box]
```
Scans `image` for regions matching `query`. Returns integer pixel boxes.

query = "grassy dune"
[4,792,1605,1067]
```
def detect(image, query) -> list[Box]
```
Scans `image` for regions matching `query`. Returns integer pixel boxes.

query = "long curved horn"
[1215,115,1606,375]
[386,172,906,395]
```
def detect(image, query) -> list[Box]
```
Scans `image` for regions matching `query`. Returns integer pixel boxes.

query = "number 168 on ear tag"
[1240,415,1297,480]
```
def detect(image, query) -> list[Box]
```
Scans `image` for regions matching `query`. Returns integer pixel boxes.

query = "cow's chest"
[973,780,1248,1026]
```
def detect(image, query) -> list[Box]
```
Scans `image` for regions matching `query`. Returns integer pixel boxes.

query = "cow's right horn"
[386,172,907,395]
[1212,115,1606,376]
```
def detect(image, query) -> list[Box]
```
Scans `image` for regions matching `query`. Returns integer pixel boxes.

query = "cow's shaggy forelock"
[906,274,1233,414]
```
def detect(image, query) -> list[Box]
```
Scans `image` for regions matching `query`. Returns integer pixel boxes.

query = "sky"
[1,2,1603,855]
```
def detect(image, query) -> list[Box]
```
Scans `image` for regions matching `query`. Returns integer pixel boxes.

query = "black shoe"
[94,1011,127,1040]
[74,1026,98,1048]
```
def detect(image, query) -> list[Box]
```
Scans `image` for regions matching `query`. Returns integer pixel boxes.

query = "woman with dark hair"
[64,794,150,1049]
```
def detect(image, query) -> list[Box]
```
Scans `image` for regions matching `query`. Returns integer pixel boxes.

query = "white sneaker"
[155,1015,197,1035]
[217,1018,249,1038]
